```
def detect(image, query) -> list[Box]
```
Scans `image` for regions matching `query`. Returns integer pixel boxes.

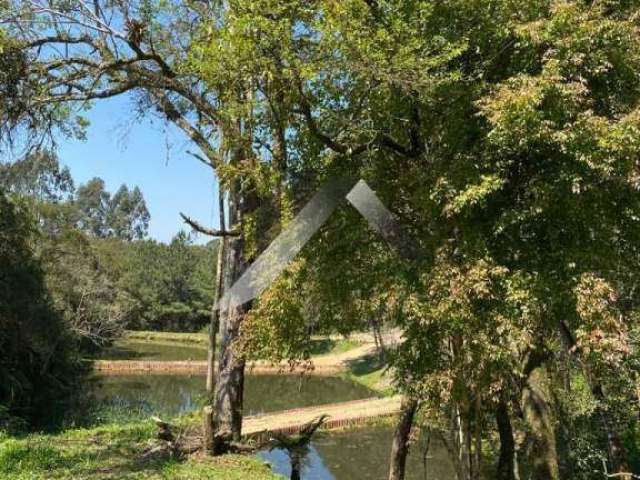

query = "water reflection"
[260,425,456,480]
[94,374,375,417]
[94,373,457,480]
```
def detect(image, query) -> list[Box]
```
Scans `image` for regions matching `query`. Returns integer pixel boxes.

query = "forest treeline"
[0,151,215,429]
[1,150,217,336]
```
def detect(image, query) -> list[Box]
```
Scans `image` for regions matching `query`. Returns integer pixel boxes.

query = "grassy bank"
[125,330,209,346]
[0,419,283,480]
[343,353,393,395]
[116,331,392,393]
[121,331,362,357]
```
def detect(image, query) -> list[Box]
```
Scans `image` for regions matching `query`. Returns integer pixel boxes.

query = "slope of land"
[0,420,283,480]
[243,395,402,437]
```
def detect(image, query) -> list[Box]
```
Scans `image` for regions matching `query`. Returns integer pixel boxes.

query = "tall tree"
[192,1,640,477]
[75,177,110,238]
[75,178,149,239]
[108,185,150,240]
[1,155,126,351]
[1,2,251,449]
[4,2,640,475]
[0,150,73,201]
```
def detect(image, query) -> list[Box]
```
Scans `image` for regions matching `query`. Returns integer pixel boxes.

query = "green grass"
[343,353,393,395]
[99,338,208,361]
[308,337,361,356]
[125,330,208,346]
[0,419,283,480]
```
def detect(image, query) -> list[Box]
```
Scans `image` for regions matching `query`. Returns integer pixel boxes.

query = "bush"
[0,191,87,431]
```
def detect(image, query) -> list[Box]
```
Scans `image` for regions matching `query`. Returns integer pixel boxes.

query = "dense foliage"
[1,151,216,336]
[0,150,215,430]
[190,1,640,478]
[0,189,86,431]
[95,234,216,332]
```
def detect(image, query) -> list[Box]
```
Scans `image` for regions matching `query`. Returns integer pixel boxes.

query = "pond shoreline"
[94,359,345,375]
[243,395,401,439]
[94,340,382,376]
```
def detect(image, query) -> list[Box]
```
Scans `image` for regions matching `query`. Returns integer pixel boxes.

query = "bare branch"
[152,90,221,168]
[28,2,116,36]
[179,213,239,237]
[26,34,94,48]
[296,77,424,159]
[33,80,140,104]
[187,149,215,169]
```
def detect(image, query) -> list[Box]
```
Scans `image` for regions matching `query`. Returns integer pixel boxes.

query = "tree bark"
[521,356,559,480]
[211,180,248,452]
[454,403,472,480]
[206,187,227,394]
[290,453,302,480]
[212,298,246,448]
[202,187,228,453]
[496,400,518,480]
[472,395,482,480]
[389,397,419,480]
[202,405,214,452]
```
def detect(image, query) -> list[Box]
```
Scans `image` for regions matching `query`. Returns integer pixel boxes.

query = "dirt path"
[242,395,402,437]
[310,343,377,367]
[95,341,382,374]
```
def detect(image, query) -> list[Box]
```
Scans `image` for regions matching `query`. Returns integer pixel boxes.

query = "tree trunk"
[521,357,559,480]
[212,249,247,449]
[206,187,227,394]
[290,452,302,480]
[389,397,419,480]
[202,405,214,452]
[472,395,482,480]
[496,401,518,480]
[456,405,472,480]
[371,302,386,362]
[212,298,246,448]
[210,175,251,453]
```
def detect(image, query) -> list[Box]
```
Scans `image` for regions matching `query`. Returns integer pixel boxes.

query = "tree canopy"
[76,177,150,240]
[189,1,640,477]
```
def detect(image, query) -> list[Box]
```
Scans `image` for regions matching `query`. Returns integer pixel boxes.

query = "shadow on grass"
[308,339,336,356]
[98,346,151,360]
[345,352,385,377]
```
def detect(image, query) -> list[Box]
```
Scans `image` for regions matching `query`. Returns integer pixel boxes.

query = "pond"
[95,374,458,479]
[93,373,375,417]
[93,337,460,480]
[259,424,457,480]
[100,340,208,361]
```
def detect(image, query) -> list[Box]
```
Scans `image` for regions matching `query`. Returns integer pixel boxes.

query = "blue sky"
[56,95,219,244]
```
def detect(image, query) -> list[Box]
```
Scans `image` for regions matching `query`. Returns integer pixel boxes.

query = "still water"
[94,373,375,417]
[95,373,457,480]
[260,424,456,480]
[96,339,459,480]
